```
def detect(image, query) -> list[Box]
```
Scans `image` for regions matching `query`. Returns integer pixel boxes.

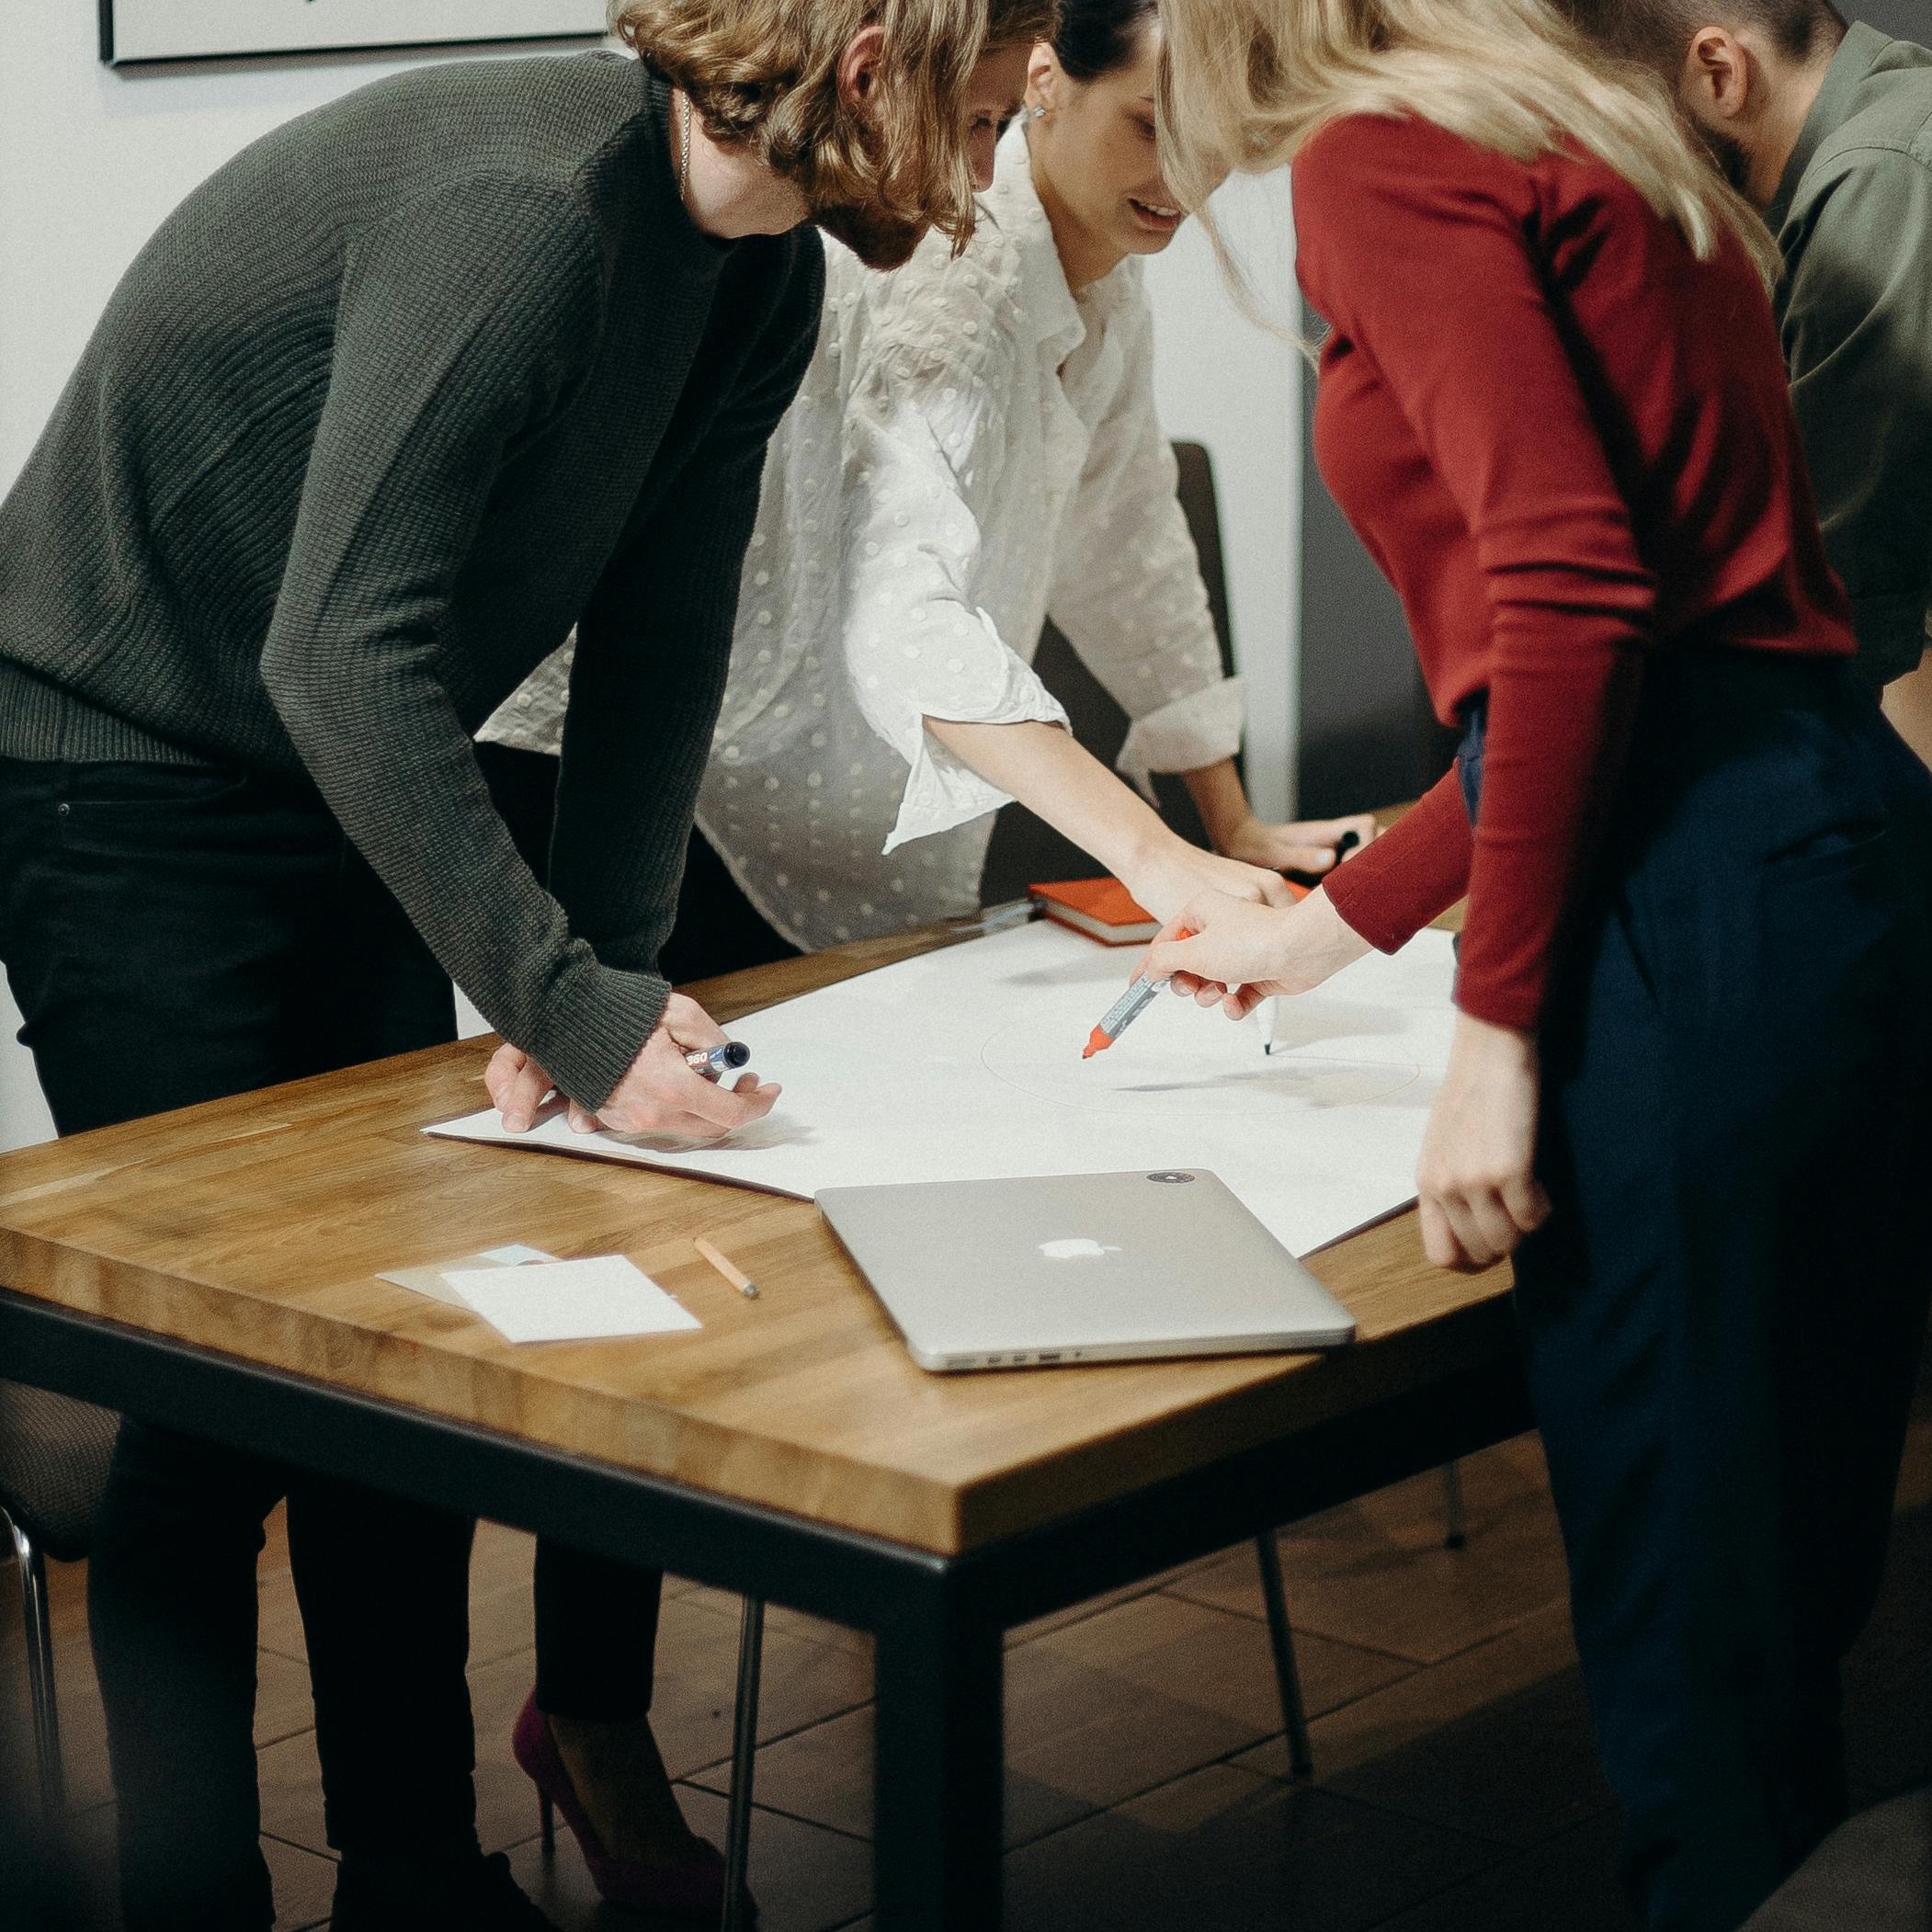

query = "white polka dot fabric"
[481,130,1241,952]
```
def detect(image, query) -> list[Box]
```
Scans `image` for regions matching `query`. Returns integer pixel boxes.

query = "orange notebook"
[1028,878,1159,945]
[1029,872,1313,945]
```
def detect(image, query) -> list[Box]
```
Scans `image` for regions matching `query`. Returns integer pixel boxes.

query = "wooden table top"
[0,893,1505,1558]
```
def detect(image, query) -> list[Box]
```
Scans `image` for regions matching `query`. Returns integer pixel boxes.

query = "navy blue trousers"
[1462,654,1932,1931]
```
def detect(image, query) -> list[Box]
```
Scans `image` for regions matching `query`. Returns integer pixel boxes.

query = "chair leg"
[1440,1460,1468,1551]
[722,1597,765,1932]
[1252,1533,1313,1780]
[7,1514,65,1822]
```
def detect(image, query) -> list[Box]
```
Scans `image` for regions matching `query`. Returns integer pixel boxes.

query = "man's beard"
[813,199,928,270]
[1690,118,1753,195]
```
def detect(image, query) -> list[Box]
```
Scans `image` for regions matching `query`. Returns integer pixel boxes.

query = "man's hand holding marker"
[487,991,778,1144]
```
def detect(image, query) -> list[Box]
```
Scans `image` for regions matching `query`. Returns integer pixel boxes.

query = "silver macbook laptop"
[816,1169,1356,1373]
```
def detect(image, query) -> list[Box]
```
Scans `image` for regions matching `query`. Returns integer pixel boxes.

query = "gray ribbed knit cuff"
[532,960,672,1112]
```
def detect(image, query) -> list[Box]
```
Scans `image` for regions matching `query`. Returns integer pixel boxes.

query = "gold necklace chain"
[679,93,693,206]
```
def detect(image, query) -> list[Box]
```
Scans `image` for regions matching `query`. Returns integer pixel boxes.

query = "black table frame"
[0,1288,1531,1929]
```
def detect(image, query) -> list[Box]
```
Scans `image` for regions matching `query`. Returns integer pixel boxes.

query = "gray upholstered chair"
[0,1379,119,1822]
[1740,1788,1932,1931]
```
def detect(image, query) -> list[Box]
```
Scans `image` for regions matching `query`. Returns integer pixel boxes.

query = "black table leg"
[873,1584,1004,1929]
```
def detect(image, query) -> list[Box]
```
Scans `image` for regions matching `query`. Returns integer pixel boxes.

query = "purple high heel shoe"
[512,1692,751,1922]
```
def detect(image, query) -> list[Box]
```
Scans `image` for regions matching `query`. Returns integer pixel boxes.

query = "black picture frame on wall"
[99,0,608,67]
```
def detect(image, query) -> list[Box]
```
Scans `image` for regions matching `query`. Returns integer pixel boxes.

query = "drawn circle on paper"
[977,1004,1423,1119]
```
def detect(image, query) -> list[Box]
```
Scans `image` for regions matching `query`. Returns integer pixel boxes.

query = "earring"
[1021,101,1047,122]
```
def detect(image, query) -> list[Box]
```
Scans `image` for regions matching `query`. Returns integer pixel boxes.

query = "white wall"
[1142,170,1302,826]
[0,7,1301,1149]
[0,11,564,1150]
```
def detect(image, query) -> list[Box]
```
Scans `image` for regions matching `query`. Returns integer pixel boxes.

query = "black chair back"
[980,441,1237,905]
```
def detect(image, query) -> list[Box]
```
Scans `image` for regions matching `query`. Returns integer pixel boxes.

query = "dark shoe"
[512,1692,752,1923]
[330,1850,561,1931]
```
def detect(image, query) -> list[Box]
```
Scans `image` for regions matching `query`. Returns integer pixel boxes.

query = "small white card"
[439,1255,703,1345]
[378,1244,559,1306]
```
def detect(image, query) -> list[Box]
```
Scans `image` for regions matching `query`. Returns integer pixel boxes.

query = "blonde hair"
[1158,0,1779,284]
[612,0,1041,247]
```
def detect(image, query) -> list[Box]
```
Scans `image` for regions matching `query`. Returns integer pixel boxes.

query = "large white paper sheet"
[426,922,1457,1257]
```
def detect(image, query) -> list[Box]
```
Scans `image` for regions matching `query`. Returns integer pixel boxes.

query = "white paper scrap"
[439,1255,702,1345]
[378,1245,559,1306]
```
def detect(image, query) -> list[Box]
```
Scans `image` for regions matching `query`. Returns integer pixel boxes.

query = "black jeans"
[0,757,477,1931]
[1467,660,1932,1930]
[479,741,796,1719]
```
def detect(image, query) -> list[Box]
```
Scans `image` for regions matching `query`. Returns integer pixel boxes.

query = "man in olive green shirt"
[1567,3,1932,759]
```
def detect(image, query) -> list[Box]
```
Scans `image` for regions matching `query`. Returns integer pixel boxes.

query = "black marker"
[685,1041,752,1081]
[1287,827,1362,891]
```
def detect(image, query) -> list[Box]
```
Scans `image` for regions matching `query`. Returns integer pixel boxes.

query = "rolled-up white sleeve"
[1045,297,1242,798]
[837,345,1071,854]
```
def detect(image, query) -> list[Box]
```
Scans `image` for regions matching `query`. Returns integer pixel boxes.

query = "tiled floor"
[6,1393,1928,1931]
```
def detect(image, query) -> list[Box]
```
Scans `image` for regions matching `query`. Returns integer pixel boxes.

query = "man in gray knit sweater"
[0,5,991,1926]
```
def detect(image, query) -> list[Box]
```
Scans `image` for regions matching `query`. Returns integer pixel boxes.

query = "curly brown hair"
[612,0,1058,251]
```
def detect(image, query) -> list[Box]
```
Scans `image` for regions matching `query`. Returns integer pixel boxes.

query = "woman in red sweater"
[1154,2,1932,1926]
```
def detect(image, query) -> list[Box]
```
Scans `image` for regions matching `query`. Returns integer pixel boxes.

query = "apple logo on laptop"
[1038,1238,1121,1262]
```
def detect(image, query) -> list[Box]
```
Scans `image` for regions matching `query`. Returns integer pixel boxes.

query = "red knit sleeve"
[1295,119,1654,1030]
[1324,768,1472,951]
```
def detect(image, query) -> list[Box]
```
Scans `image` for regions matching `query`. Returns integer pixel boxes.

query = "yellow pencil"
[694,1235,760,1300]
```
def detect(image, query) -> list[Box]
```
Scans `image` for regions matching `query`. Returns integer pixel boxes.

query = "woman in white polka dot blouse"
[480,0,1373,972]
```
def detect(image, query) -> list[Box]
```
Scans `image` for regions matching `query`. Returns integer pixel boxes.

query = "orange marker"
[1082,928,1197,1059]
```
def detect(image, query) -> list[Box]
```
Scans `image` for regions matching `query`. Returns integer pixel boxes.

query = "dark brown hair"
[1053,0,1158,81]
